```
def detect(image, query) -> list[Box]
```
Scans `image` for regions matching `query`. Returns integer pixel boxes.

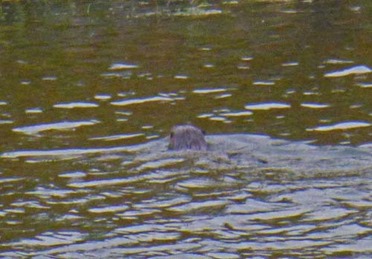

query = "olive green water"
[0,0,371,258]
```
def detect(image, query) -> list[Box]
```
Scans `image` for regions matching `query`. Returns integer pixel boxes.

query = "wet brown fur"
[169,125,207,151]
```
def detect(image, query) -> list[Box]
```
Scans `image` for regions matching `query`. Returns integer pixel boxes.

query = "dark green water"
[0,0,371,258]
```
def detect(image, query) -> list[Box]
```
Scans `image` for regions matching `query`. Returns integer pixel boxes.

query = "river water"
[0,0,371,258]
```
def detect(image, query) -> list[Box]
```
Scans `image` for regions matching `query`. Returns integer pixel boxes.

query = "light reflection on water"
[0,0,371,258]
[1,135,371,257]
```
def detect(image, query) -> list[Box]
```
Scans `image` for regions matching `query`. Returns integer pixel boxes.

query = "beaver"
[169,124,207,151]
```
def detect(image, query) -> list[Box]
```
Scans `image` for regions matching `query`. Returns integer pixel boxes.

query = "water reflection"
[1,0,371,145]
[0,0,371,258]
[12,120,99,135]
[307,121,371,132]
[324,65,372,78]
[1,134,371,257]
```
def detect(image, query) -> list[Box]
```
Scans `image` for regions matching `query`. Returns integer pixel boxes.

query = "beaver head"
[169,124,207,151]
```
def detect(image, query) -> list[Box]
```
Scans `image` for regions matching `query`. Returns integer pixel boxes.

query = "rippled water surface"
[0,0,371,258]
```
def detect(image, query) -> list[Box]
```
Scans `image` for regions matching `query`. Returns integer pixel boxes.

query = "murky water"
[0,0,371,258]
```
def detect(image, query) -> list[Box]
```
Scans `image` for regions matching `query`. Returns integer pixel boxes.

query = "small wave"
[324,65,371,77]
[307,121,370,132]
[245,102,291,110]
[111,96,173,106]
[53,102,99,109]
[12,120,99,135]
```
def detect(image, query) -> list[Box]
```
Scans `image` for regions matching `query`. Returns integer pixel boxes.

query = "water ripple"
[10,231,85,247]
[109,63,139,70]
[245,102,291,110]
[53,102,99,109]
[324,65,371,77]
[12,120,99,135]
[110,96,173,106]
[193,87,230,94]
[301,103,330,109]
[307,121,370,132]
